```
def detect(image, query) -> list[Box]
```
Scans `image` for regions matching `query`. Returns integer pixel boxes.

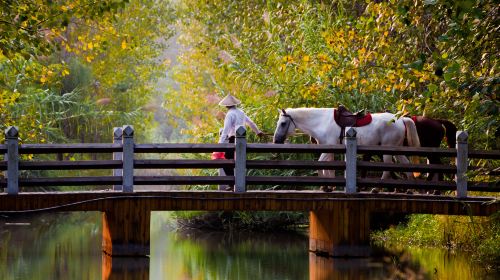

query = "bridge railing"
[1,125,499,197]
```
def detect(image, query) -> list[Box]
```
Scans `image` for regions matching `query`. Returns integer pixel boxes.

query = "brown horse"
[362,115,457,181]
[411,116,457,181]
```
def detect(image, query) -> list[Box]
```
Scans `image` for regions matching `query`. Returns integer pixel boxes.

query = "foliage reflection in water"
[151,217,309,279]
[0,212,498,279]
[0,212,101,280]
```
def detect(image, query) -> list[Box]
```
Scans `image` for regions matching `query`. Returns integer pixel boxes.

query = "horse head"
[273,109,297,144]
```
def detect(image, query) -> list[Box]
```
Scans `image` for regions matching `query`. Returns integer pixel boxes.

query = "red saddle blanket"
[355,113,372,127]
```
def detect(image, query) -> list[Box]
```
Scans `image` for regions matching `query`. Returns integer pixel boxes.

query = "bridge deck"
[1,191,497,216]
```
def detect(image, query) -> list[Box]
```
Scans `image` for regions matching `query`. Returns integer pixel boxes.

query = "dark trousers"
[223,136,235,187]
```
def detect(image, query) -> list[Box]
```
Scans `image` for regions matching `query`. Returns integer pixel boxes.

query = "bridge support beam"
[102,203,151,256]
[309,202,371,257]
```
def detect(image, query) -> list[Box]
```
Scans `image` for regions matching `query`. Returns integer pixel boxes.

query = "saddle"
[334,105,372,143]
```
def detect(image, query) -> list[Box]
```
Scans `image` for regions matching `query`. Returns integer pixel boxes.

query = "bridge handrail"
[134,143,234,153]
[3,143,496,158]
[2,126,499,196]
[2,159,493,175]
[247,143,346,153]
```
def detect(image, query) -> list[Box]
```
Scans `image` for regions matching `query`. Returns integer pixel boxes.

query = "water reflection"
[151,226,309,279]
[102,254,149,280]
[0,212,101,280]
[0,212,498,280]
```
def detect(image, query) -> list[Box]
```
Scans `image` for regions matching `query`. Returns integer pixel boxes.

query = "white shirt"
[219,107,261,143]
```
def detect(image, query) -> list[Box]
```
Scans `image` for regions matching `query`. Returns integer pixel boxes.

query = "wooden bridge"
[1,125,499,259]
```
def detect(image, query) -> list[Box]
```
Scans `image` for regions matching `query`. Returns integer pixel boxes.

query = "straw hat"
[218,94,241,106]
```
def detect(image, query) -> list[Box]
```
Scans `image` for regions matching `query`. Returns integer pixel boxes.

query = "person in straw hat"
[213,94,264,191]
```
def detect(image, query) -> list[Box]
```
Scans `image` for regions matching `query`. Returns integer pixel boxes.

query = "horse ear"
[281,109,286,115]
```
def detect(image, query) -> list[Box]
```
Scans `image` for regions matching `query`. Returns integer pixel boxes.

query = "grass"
[372,212,500,271]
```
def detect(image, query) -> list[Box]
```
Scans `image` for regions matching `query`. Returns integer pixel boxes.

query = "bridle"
[281,112,297,133]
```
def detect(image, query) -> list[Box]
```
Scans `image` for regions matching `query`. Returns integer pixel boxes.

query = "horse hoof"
[370,188,379,194]
[406,189,414,195]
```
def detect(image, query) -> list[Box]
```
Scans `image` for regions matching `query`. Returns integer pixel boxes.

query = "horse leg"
[381,155,393,180]
[318,153,334,192]
[395,155,414,179]
[427,155,443,195]
[395,155,417,194]
[370,154,394,193]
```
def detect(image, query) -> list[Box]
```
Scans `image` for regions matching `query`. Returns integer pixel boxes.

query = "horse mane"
[284,108,332,121]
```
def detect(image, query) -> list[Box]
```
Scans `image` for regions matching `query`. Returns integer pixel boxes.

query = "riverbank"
[371,213,500,272]
[172,211,308,232]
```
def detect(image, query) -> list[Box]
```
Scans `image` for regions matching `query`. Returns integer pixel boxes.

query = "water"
[0,212,497,279]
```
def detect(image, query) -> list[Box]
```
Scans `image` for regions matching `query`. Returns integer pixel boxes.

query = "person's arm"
[219,114,233,143]
[245,115,263,135]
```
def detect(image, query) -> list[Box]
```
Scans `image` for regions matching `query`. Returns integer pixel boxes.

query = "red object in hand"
[211,152,225,160]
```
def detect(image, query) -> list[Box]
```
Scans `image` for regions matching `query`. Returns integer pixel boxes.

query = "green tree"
[1,0,175,144]
[168,0,498,149]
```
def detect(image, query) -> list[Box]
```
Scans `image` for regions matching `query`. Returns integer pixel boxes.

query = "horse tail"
[438,119,457,148]
[403,117,421,148]
[403,117,421,166]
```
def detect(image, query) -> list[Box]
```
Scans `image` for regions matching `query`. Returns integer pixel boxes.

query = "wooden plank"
[358,145,457,157]
[19,143,121,154]
[247,160,345,170]
[134,143,234,153]
[363,201,370,243]
[18,176,121,186]
[134,176,233,185]
[468,181,500,191]
[357,178,456,190]
[162,192,171,211]
[264,192,272,211]
[357,162,457,173]
[19,160,122,170]
[340,202,346,244]
[246,176,346,186]
[330,201,343,246]
[135,159,233,169]
[468,150,500,159]
[247,143,345,153]
[0,191,498,215]
[348,201,356,245]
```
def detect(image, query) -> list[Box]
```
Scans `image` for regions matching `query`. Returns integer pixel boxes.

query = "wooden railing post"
[113,127,123,191]
[5,126,19,195]
[2,152,5,193]
[456,131,468,198]
[234,126,247,193]
[122,125,134,193]
[344,127,357,194]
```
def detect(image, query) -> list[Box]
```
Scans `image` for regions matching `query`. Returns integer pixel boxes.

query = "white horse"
[272,108,420,191]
